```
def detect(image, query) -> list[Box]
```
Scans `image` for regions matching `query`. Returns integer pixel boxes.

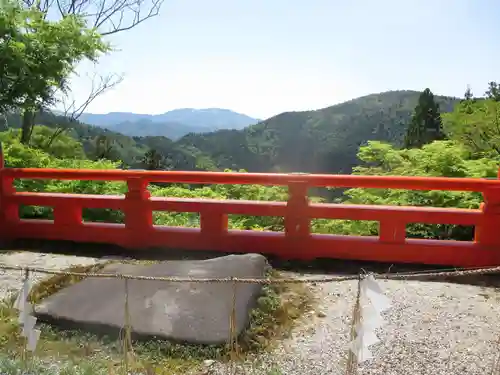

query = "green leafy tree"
[15,0,163,147]
[463,85,474,101]
[443,99,500,156]
[404,88,445,148]
[0,1,110,144]
[459,85,475,115]
[485,81,500,101]
[141,149,166,170]
[313,140,498,240]
[93,135,118,160]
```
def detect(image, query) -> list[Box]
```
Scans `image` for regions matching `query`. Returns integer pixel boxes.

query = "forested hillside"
[176,90,459,173]
[3,90,459,174]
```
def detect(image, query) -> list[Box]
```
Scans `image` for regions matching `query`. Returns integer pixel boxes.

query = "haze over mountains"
[79,108,260,140]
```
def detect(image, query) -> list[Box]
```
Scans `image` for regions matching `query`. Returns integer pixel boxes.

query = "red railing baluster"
[0,142,4,242]
[474,202,485,244]
[379,219,406,244]
[0,143,18,242]
[124,177,152,248]
[476,188,500,247]
[285,181,310,258]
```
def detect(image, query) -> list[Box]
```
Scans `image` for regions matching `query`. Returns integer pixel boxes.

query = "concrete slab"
[35,254,268,345]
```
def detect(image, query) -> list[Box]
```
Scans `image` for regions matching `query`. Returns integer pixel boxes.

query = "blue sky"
[66,0,499,119]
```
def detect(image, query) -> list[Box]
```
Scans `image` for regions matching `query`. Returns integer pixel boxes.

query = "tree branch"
[46,72,122,148]
[41,0,165,36]
[61,72,123,122]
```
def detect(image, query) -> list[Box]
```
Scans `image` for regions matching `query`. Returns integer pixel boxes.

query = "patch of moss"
[29,263,109,303]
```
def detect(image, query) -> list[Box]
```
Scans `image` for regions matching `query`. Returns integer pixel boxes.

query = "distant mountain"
[79,108,260,140]
[98,119,200,140]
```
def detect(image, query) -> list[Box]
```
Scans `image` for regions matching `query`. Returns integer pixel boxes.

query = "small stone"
[203,359,216,367]
[316,310,326,318]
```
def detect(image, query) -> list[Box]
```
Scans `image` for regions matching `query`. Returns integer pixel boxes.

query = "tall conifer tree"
[404,88,445,148]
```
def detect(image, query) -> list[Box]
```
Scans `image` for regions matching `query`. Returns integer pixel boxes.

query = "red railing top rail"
[2,167,500,192]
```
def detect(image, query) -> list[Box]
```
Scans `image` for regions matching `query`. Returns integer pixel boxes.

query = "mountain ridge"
[79,108,260,139]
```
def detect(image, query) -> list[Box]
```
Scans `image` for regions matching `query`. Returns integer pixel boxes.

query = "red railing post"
[124,177,152,248]
[474,202,485,243]
[0,142,18,241]
[0,141,4,242]
[285,181,310,257]
[476,188,500,247]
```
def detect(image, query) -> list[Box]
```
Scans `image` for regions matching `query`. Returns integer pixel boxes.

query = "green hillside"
[176,90,460,174]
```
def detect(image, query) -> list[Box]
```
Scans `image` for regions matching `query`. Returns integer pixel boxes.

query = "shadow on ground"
[2,239,500,288]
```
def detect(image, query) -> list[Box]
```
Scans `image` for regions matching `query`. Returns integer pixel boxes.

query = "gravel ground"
[0,251,102,299]
[0,252,499,375]
[211,275,500,375]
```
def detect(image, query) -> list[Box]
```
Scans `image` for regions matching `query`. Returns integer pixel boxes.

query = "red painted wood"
[4,167,500,191]
[1,162,500,267]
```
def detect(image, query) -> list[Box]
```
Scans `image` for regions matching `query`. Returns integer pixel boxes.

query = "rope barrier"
[0,262,499,284]
[4,260,500,374]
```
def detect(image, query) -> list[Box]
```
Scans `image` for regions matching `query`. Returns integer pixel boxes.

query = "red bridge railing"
[1,149,500,267]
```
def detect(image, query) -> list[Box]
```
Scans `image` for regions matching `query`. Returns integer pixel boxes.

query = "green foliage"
[330,140,499,240]
[0,2,109,112]
[1,129,287,230]
[1,127,86,159]
[141,149,167,170]
[1,131,123,219]
[149,175,287,230]
[485,81,500,101]
[443,99,500,156]
[464,86,474,101]
[404,88,445,148]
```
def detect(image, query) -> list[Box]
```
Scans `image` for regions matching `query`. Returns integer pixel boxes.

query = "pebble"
[203,360,216,367]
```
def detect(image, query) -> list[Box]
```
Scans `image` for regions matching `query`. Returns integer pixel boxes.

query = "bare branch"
[46,126,67,148]
[61,72,123,121]
[43,0,164,36]
[21,0,54,13]
[45,72,122,148]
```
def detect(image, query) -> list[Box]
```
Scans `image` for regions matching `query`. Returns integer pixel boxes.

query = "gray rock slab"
[35,254,268,345]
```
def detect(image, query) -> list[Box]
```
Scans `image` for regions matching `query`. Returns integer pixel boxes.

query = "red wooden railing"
[1,145,500,267]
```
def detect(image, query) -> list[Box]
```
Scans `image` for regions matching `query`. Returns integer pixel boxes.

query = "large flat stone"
[35,254,268,345]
